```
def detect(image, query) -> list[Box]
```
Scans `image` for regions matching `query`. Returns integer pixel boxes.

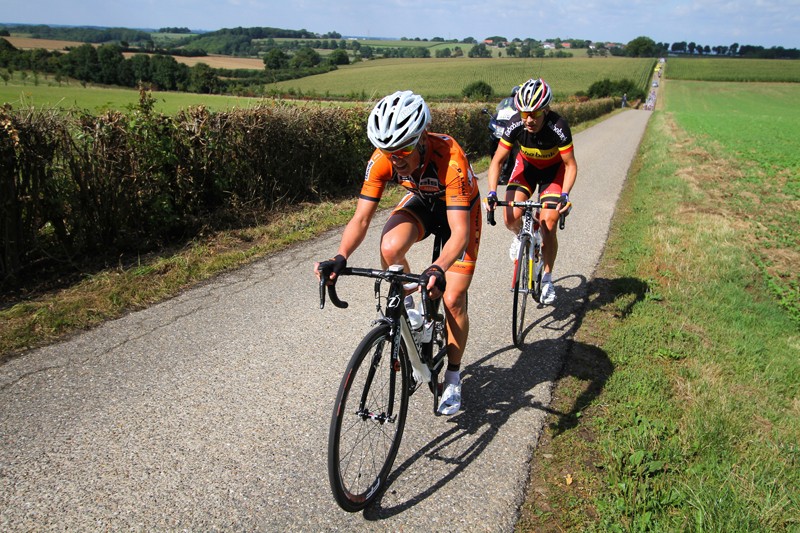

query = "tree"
[150,54,181,90]
[468,43,492,58]
[327,49,349,65]
[129,54,151,83]
[62,43,99,83]
[625,36,659,57]
[290,47,321,68]
[359,45,374,59]
[263,48,289,70]
[189,63,220,94]
[96,44,124,85]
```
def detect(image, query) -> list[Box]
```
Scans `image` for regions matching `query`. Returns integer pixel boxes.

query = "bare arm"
[314,197,379,280]
[559,149,578,214]
[336,198,379,259]
[486,144,511,202]
[560,149,577,195]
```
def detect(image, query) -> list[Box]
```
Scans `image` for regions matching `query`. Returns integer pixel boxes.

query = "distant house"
[561,42,571,49]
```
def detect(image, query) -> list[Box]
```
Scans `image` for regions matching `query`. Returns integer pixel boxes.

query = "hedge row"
[0,92,614,285]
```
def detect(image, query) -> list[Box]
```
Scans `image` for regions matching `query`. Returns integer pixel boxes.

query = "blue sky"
[3,0,800,49]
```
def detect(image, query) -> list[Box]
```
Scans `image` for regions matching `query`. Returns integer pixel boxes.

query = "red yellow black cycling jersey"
[499,110,574,172]
[360,132,480,210]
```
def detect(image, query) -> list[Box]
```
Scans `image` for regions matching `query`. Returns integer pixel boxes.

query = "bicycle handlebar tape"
[486,192,498,226]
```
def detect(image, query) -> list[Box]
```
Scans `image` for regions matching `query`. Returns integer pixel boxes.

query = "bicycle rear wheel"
[328,324,410,512]
[512,236,531,347]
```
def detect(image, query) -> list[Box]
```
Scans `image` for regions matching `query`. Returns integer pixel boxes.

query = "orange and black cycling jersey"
[499,110,574,170]
[360,132,480,210]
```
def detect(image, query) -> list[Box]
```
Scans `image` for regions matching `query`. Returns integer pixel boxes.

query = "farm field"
[0,81,274,114]
[265,56,656,98]
[666,56,800,82]
[2,36,85,51]
[120,53,266,70]
[3,36,267,70]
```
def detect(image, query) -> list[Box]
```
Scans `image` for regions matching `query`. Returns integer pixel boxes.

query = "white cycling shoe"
[541,281,556,305]
[437,381,462,415]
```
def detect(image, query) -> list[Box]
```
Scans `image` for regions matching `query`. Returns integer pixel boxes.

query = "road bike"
[316,261,449,512]
[488,199,565,347]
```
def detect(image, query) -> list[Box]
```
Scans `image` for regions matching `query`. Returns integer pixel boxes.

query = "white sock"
[542,272,552,284]
[444,369,460,385]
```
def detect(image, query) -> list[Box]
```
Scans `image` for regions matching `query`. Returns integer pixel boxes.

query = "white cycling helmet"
[514,78,552,112]
[367,90,431,150]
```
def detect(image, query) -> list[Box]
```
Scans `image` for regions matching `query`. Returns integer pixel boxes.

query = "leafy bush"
[0,94,612,284]
[588,78,645,101]
[462,80,494,100]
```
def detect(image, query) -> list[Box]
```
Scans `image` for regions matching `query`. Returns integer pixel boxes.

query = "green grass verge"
[518,90,799,531]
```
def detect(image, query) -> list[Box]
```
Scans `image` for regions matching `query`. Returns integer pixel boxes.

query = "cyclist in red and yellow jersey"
[486,78,577,305]
[315,90,482,415]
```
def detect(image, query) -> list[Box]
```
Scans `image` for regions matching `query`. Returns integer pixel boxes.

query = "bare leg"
[380,212,419,271]
[539,207,559,275]
[442,271,472,367]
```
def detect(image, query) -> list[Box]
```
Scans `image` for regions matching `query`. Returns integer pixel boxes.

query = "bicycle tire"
[512,236,531,347]
[328,324,410,512]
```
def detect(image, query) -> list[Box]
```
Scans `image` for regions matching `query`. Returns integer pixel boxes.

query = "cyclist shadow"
[365,275,648,519]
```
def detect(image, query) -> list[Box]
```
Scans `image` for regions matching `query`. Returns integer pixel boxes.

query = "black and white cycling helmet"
[514,78,552,112]
[367,90,431,150]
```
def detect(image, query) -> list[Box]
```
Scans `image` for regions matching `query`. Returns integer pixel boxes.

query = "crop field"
[266,56,656,99]
[3,36,86,51]
[667,57,800,82]
[118,53,266,70]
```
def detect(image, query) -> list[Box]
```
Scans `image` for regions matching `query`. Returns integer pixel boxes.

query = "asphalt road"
[1,109,651,531]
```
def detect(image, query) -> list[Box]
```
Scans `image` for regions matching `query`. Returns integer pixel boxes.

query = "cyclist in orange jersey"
[315,90,482,415]
[486,78,577,305]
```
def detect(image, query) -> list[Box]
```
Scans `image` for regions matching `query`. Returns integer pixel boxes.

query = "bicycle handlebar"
[317,265,427,311]
[486,199,566,230]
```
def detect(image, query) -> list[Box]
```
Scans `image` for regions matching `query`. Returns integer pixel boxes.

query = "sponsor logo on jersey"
[419,176,440,193]
[365,159,375,180]
[550,123,567,142]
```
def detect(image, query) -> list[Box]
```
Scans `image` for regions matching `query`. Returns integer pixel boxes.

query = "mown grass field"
[667,57,800,81]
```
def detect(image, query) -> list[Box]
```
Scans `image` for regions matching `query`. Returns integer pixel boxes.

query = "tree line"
[0,39,337,95]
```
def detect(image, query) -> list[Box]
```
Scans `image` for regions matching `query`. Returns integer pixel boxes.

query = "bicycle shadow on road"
[364,274,649,520]
[365,340,561,520]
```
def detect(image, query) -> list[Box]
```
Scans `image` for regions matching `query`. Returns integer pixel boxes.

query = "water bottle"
[407,308,423,330]
[405,295,423,330]
[421,320,434,343]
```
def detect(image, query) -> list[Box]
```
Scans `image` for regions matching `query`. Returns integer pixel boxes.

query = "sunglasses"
[520,109,546,119]
[380,142,417,159]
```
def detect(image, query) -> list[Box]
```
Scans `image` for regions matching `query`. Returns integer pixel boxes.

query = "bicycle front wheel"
[512,236,532,347]
[328,324,410,512]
